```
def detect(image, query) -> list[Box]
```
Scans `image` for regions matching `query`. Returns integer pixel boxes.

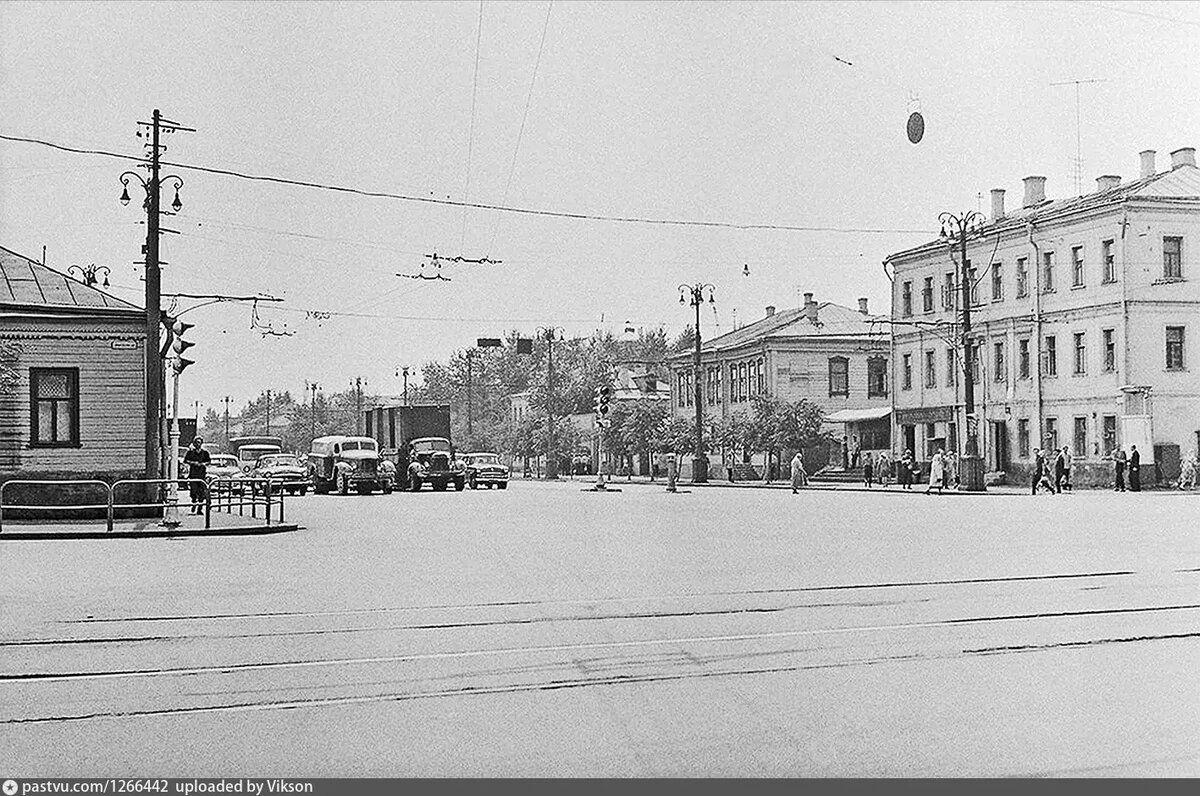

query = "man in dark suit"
[1113,448,1127,491]
[1129,445,1141,492]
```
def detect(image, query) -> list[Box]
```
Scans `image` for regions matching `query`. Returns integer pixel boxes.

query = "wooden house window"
[30,367,80,447]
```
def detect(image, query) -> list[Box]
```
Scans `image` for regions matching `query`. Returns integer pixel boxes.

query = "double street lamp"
[938,209,987,492]
[68,263,111,288]
[679,283,715,483]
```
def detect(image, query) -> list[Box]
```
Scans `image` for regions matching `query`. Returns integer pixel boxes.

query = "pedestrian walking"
[1061,446,1073,492]
[945,451,959,490]
[877,451,892,487]
[1032,448,1043,494]
[925,449,946,495]
[790,451,808,493]
[1113,447,1127,491]
[863,455,873,488]
[1054,448,1066,494]
[899,449,914,490]
[1178,453,1197,490]
[183,436,211,515]
[1129,445,1142,492]
[851,437,861,470]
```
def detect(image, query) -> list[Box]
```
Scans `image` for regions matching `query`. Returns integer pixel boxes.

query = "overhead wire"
[486,0,554,258]
[460,0,484,252]
[0,132,934,234]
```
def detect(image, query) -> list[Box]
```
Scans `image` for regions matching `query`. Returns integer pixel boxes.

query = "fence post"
[205,482,211,530]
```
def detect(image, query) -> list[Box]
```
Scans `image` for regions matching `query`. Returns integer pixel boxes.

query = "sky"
[3,0,1200,416]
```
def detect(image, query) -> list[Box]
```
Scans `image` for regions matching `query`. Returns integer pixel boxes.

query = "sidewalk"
[553,474,1184,496]
[0,508,300,540]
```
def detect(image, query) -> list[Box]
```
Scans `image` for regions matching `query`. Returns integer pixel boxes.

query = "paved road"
[2,482,1198,776]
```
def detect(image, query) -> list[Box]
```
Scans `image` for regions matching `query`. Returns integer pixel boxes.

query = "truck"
[308,435,390,495]
[364,404,453,491]
[227,435,284,473]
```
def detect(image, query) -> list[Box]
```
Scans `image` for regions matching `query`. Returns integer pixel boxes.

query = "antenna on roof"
[1050,78,1109,196]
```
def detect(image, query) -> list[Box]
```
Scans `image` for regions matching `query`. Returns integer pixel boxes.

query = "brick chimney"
[1170,147,1196,168]
[803,293,819,324]
[765,305,775,317]
[1022,176,1046,208]
[990,188,1005,219]
[858,297,869,315]
[1140,149,1156,178]
[1096,175,1121,192]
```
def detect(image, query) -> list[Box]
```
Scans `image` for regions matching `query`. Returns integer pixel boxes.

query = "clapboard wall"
[0,312,146,480]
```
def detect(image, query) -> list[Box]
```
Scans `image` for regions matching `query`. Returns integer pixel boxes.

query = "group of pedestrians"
[1031,446,1078,494]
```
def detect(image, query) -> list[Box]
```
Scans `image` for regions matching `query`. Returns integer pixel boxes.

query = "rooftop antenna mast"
[1050,78,1108,195]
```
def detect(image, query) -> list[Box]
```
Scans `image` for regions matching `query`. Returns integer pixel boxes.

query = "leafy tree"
[617,399,670,479]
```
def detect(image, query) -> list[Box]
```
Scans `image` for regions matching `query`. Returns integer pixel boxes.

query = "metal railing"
[0,476,285,534]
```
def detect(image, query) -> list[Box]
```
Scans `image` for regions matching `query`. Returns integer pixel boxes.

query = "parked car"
[251,453,312,495]
[462,452,509,489]
[407,437,466,491]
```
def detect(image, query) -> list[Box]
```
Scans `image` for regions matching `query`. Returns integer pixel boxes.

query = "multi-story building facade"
[887,147,1200,485]
[669,294,891,476]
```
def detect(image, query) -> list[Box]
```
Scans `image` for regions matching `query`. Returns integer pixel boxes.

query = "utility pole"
[120,109,192,480]
[466,349,474,440]
[353,378,365,435]
[679,283,715,483]
[305,381,319,445]
[939,211,986,491]
[264,389,272,436]
[536,328,564,479]
[222,396,231,445]
[400,367,410,406]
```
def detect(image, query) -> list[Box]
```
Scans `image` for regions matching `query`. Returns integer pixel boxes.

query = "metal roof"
[889,163,1200,262]
[0,245,141,312]
[680,301,884,358]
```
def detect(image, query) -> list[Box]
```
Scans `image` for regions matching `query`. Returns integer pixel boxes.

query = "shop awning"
[824,407,892,423]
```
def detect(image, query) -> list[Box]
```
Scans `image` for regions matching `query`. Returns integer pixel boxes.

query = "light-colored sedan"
[251,453,312,495]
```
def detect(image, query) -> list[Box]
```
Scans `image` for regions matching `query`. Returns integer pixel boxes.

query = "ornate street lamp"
[678,283,715,483]
[938,210,987,491]
[67,263,111,288]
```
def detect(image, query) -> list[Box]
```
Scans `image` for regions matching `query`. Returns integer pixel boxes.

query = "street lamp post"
[305,381,320,445]
[536,327,564,479]
[939,210,987,492]
[222,396,231,446]
[678,283,715,483]
[119,109,193,481]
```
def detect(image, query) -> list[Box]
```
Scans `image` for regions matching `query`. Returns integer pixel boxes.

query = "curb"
[0,523,302,541]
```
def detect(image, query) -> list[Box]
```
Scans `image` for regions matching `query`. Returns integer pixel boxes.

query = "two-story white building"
[887,147,1200,486]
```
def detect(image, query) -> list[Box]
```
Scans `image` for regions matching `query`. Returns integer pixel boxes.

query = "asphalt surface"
[2,481,1198,776]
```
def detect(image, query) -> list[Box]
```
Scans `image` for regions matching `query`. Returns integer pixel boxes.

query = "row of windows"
[1025,415,1119,459]
[899,236,1184,318]
[903,414,1119,461]
[900,326,1186,390]
[676,356,890,405]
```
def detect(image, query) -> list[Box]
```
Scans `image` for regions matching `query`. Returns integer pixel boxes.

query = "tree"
[671,325,696,354]
[618,399,670,479]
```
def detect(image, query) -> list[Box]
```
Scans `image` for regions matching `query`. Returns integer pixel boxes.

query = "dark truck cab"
[407,437,466,491]
[364,403,454,491]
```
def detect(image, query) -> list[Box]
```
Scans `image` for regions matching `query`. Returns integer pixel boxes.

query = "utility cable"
[0,132,934,234]
[486,0,554,257]
[461,0,484,252]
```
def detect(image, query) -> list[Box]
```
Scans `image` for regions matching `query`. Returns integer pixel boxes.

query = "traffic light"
[594,385,613,417]
[170,318,195,375]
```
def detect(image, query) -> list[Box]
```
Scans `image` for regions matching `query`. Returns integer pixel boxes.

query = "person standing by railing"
[183,436,211,515]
